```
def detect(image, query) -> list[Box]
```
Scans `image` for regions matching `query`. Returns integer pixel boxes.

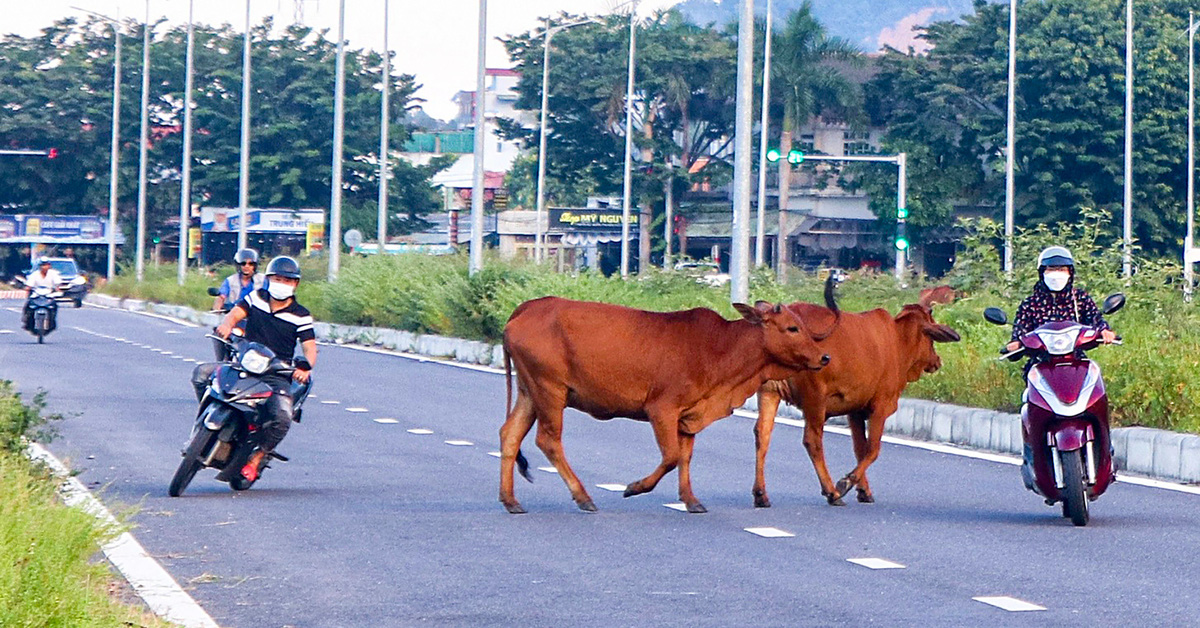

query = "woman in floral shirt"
[1005,246,1117,353]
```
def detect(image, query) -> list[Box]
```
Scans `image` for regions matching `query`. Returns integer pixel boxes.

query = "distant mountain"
[675,0,1003,52]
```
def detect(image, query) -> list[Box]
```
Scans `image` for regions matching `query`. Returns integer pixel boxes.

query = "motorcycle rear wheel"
[169,427,217,497]
[1059,449,1090,526]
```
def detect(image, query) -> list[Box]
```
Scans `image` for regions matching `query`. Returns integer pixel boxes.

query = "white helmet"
[1037,246,1074,269]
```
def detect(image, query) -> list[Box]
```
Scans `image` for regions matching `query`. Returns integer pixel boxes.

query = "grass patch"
[0,382,167,628]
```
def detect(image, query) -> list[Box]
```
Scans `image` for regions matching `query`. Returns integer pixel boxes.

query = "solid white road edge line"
[25,443,219,628]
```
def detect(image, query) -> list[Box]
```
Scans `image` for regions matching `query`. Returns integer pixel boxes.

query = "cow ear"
[923,323,961,343]
[753,300,772,311]
[734,303,764,324]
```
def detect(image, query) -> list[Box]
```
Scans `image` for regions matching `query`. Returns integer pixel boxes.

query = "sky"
[6,0,688,120]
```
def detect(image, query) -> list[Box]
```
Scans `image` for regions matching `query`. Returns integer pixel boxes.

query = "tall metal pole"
[328,0,347,281]
[469,0,487,275]
[1004,0,1016,277]
[535,20,553,264]
[135,0,150,282]
[755,0,773,268]
[664,175,674,267]
[378,0,391,249]
[730,0,755,303]
[1123,0,1134,278]
[620,2,640,278]
[1187,11,1196,301]
[238,0,252,251]
[107,22,122,282]
[895,152,907,280]
[178,0,195,285]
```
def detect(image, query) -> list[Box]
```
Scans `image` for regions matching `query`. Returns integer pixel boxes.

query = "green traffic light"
[787,150,805,165]
[766,149,781,163]
[895,237,909,251]
[897,207,908,219]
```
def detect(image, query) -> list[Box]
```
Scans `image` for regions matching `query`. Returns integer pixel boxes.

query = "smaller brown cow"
[753,292,960,507]
[500,297,832,515]
[918,285,961,307]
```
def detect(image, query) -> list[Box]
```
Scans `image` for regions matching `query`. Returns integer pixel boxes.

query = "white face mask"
[267,281,295,300]
[1043,270,1070,292]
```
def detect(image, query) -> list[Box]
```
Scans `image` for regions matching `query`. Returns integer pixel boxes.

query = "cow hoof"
[754,496,772,509]
[623,482,645,498]
[686,502,708,514]
[827,495,846,506]
[834,477,856,499]
[577,500,597,512]
[503,502,527,514]
[856,490,874,504]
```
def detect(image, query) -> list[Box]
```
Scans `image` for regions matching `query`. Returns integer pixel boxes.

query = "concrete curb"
[87,293,1200,486]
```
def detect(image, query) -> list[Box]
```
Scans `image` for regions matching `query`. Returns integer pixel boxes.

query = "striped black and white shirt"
[234,288,316,360]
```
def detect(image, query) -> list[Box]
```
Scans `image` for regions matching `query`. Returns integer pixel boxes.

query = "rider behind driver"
[191,256,317,483]
[23,257,62,330]
[214,248,264,312]
[1005,246,1117,354]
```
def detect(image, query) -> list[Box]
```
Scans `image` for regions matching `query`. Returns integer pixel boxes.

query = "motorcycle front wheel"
[1059,449,1090,526]
[169,426,218,497]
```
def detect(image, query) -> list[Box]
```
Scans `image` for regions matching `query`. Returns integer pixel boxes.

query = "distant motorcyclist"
[23,257,61,330]
[213,248,264,312]
[191,256,317,484]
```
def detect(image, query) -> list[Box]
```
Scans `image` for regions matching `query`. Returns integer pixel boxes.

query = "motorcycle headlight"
[1036,328,1081,355]
[240,349,271,375]
[70,276,86,286]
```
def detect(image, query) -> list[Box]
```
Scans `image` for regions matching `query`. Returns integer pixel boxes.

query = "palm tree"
[770,1,862,279]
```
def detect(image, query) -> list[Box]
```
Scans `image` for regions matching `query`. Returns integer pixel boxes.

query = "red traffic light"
[47,148,58,159]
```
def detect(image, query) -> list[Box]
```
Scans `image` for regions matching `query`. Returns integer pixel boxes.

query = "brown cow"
[918,285,961,307]
[499,297,832,515]
[752,292,960,507]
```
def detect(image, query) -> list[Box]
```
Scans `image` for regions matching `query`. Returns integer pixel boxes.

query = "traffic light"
[766,149,781,163]
[897,206,908,220]
[152,235,161,244]
[47,148,58,159]
[786,150,804,165]
[895,222,909,251]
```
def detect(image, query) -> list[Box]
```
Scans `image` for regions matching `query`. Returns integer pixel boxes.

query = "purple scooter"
[983,293,1124,526]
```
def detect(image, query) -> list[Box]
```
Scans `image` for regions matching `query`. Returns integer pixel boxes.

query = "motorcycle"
[168,334,311,497]
[982,293,1125,526]
[21,282,60,344]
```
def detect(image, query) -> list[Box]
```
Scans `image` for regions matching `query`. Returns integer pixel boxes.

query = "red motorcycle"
[983,293,1124,526]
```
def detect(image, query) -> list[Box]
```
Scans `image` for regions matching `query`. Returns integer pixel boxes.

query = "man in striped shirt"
[206,256,318,483]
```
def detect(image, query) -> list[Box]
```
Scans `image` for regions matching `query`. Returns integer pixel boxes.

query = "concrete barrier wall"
[88,293,1200,485]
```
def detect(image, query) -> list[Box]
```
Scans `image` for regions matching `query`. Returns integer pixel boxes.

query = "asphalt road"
[1,302,1199,627]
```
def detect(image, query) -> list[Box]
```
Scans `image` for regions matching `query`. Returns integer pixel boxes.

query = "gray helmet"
[1037,246,1074,269]
[37,256,50,265]
[265,256,301,280]
[234,248,259,265]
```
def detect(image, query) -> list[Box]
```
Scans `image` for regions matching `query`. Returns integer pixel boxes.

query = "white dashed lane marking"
[973,597,1046,612]
[537,466,558,474]
[663,503,689,512]
[407,428,433,435]
[0,329,12,334]
[744,527,795,538]
[596,484,627,492]
[373,418,400,424]
[345,407,368,413]
[487,451,501,458]
[847,558,905,570]
[320,400,340,405]
[444,440,473,446]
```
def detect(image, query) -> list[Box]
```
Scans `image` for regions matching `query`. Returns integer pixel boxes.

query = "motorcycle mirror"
[983,307,1009,325]
[1101,293,1126,315]
[206,287,220,297]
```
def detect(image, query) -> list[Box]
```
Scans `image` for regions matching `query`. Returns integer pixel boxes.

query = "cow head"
[733,301,831,371]
[894,304,960,382]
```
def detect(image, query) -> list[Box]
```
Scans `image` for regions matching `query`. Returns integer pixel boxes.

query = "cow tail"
[810,275,841,341]
[503,339,534,484]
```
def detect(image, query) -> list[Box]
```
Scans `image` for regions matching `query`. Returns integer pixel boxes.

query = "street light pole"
[238,0,252,252]
[620,0,640,278]
[328,0,347,281]
[535,17,594,264]
[730,0,755,303]
[178,0,195,285]
[1187,12,1197,301]
[135,0,150,282]
[469,0,487,275]
[1004,0,1016,277]
[755,0,773,268]
[1123,0,1134,278]
[378,0,391,250]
